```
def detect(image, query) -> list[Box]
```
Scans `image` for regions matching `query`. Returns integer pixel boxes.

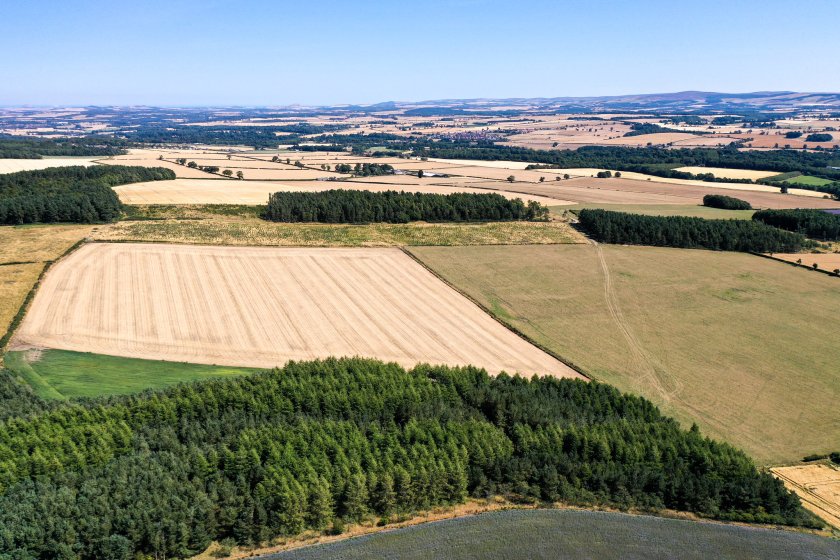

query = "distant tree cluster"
[263,190,549,223]
[785,131,803,139]
[0,137,126,159]
[0,358,817,559]
[333,163,395,176]
[577,209,810,252]
[702,194,753,210]
[752,208,840,241]
[805,133,833,143]
[0,165,174,224]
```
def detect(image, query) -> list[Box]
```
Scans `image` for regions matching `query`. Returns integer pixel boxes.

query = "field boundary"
[402,247,592,380]
[0,239,87,354]
[753,252,840,279]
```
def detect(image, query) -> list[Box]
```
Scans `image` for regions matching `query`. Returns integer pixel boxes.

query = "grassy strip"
[2,351,65,400]
[3,349,260,399]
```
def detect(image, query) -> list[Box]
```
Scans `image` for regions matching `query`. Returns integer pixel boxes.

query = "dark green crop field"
[270,509,840,560]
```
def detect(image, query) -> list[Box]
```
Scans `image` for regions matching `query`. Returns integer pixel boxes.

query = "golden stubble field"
[410,244,840,465]
[13,243,581,379]
[772,464,840,529]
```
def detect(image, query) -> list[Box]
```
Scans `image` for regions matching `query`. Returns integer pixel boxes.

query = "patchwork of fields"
[13,243,580,378]
[410,244,840,465]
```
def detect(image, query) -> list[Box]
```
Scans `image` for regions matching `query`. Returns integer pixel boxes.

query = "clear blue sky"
[1,0,838,106]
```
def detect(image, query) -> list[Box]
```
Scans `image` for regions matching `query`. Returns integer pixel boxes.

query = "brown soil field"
[772,464,840,529]
[478,177,838,209]
[771,253,840,272]
[598,132,700,146]
[0,158,98,174]
[113,178,567,205]
[14,243,581,378]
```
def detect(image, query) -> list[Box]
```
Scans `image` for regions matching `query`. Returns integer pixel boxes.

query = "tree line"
[0,165,174,224]
[262,190,549,223]
[752,209,840,241]
[702,194,753,210]
[0,358,817,559]
[576,209,811,252]
[0,137,126,159]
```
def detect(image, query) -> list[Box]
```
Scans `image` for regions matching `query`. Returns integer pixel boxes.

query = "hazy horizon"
[2,0,839,106]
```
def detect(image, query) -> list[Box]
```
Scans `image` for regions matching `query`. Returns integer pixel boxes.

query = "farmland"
[0,224,94,348]
[13,243,579,378]
[94,207,585,246]
[410,244,840,464]
[772,464,840,530]
[4,348,257,399]
[0,157,98,174]
[267,509,840,560]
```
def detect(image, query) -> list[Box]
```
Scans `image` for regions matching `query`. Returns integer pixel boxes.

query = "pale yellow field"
[0,158,98,173]
[13,243,581,378]
[0,264,43,345]
[673,166,779,180]
[606,171,828,198]
[772,464,840,529]
[599,132,700,146]
[0,224,94,263]
[113,178,568,205]
[426,158,537,170]
[772,253,840,271]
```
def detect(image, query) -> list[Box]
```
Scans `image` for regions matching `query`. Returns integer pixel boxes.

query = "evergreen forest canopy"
[262,190,549,223]
[752,209,840,241]
[0,358,817,560]
[702,194,753,210]
[0,137,126,159]
[0,165,174,225]
[576,209,812,253]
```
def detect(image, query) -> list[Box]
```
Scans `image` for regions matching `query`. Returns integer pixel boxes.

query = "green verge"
[785,175,834,187]
[3,349,258,399]
[554,204,755,220]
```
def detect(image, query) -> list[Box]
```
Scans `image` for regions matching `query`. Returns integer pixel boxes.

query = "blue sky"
[1,0,838,106]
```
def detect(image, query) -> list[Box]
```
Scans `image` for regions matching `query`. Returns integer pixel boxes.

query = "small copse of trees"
[702,194,753,210]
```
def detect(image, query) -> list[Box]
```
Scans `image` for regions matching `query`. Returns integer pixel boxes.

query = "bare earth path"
[13,243,580,379]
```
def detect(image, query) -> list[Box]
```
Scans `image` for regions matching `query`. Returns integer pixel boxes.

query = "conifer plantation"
[0,359,817,559]
[0,165,174,224]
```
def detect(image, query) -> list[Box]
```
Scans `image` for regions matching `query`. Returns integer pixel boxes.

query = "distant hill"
[379,91,840,114]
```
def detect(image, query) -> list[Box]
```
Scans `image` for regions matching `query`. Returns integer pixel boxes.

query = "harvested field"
[113,178,566,205]
[0,224,93,263]
[14,243,580,378]
[599,132,700,146]
[410,244,840,464]
[426,158,537,170]
[99,156,216,179]
[0,157,98,174]
[0,264,43,346]
[527,176,839,209]
[673,166,779,180]
[772,464,840,529]
[771,253,840,272]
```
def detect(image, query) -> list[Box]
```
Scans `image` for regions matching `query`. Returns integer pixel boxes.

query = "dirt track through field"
[13,243,580,378]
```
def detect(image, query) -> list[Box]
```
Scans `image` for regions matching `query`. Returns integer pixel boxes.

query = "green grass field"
[553,204,755,220]
[785,175,834,187]
[4,349,257,399]
[271,509,839,560]
[411,245,840,465]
